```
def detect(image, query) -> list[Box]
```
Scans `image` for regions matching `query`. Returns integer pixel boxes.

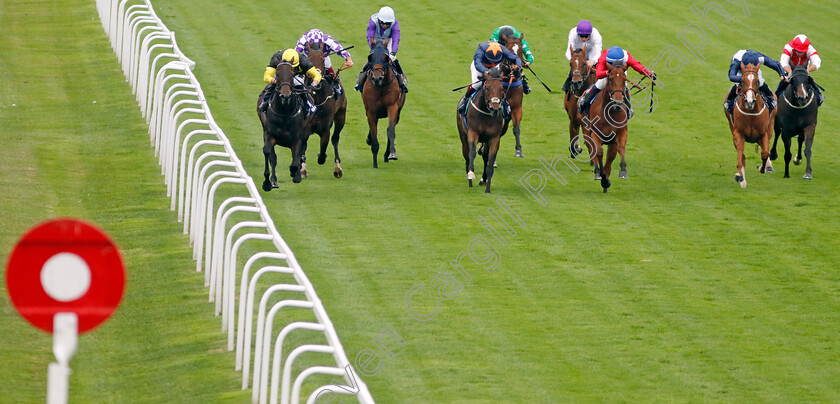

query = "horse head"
[482,66,505,117]
[304,42,326,90]
[790,65,811,103]
[739,62,761,111]
[273,62,296,107]
[368,40,391,87]
[569,44,589,89]
[605,63,627,104]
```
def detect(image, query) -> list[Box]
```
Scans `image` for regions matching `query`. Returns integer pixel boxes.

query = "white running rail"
[94,1,374,403]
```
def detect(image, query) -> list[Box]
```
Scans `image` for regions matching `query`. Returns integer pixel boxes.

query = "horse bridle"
[470,76,504,118]
[783,69,814,108]
[570,52,590,88]
[367,51,395,87]
[270,61,305,117]
[606,66,627,103]
[738,67,760,102]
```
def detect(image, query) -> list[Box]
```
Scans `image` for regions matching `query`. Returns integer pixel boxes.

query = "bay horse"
[770,65,818,179]
[456,66,508,193]
[300,43,347,179]
[257,61,307,188]
[564,45,596,159]
[362,40,406,168]
[723,62,776,188]
[500,33,526,158]
[583,65,630,193]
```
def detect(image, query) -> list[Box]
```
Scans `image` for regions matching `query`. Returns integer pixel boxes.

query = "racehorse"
[723,62,776,188]
[362,40,406,168]
[583,65,630,193]
[564,45,596,159]
[457,66,508,193]
[770,65,818,179]
[257,61,307,188]
[499,32,526,158]
[301,43,347,179]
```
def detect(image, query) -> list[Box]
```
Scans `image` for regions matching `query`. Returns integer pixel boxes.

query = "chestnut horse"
[257,62,307,188]
[362,40,406,168]
[723,63,776,188]
[564,45,596,159]
[583,65,630,193]
[500,33,526,158]
[770,65,818,179]
[457,67,508,193]
[301,43,347,178]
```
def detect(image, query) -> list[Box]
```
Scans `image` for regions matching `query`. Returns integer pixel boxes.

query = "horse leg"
[484,138,501,193]
[367,112,379,169]
[601,144,617,192]
[317,131,329,165]
[467,130,478,187]
[803,125,815,179]
[479,142,489,186]
[794,134,804,165]
[513,109,524,158]
[770,123,781,160]
[290,137,303,183]
[299,135,309,179]
[733,131,746,188]
[618,134,628,179]
[385,104,399,161]
[569,119,582,158]
[262,137,275,191]
[758,129,771,174]
[590,133,603,180]
[783,135,793,178]
[332,105,346,178]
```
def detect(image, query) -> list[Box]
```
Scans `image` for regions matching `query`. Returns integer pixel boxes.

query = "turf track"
[2,0,840,402]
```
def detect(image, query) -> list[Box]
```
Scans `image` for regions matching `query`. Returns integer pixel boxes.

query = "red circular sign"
[6,219,125,334]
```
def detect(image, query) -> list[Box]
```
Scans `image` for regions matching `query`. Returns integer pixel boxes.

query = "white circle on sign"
[40,253,92,302]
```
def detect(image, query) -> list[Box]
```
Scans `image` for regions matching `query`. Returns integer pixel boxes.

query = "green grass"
[3,0,840,402]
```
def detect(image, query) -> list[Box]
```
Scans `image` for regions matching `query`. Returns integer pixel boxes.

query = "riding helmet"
[484,42,504,63]
[606,46,625,63]
[576,20,593,35]
[378,6,395,23]
[281,49,300,67]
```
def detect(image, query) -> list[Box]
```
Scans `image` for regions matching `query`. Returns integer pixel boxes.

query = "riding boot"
[304,93,317,115]
[810,77,824,106]
[459,86,476,116]
[775,80,788,98]
[355,63,370,92]
[623,97,635,120]
[398,73,409,93]
[562,72,572,92]
[522,76,531,94]
[724,84,737,114]
[259,84,273,112]
[579,86,599,115]
[760,83,775,111]
[502,100,512,121]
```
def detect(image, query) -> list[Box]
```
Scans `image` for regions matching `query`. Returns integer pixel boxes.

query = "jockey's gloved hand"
[649,72,657,81]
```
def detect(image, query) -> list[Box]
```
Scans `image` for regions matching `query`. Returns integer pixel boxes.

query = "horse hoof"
[292,176,302,183]
[468,179,473,187]
[603,188,608,193]
[794,157,802,165]
[766,166,774,173]
[740,180,747,188]
[387,152,398,161]
[619,170,628,179]
[735,174,743,183]
[803,173,812,180]
[262,181,272,192]
[514,149,524,158]
[784,174,790,178]
[334,169,343,178]
[601,178,611,189]
[479,178,486,186]
[318,154,327,165]
[300,169,308,179]
[485,188,491,194]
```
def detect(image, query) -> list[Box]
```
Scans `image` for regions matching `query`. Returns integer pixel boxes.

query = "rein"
[783,71,815,109]
[469,80,503,118]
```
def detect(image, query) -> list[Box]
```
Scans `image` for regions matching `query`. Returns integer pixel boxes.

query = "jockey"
[259,49,322,114]
[294,29,353,98]
[457,41,522,118]
[724,49,786,114]
[775,34,823,106]
[578,46,654,116]
[563,20,603,92]
[490,25,533,94]
[355,6,408,93]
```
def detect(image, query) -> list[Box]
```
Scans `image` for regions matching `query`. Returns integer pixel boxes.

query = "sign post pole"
[47,313,78,404]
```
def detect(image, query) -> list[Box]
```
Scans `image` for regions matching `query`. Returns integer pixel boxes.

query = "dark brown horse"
[301,43,347,178]
[257,62,308,188]
[770,65,818,179]
[457,67,508,193]
[564,45,596,159]
[500,33,526,158]
[583,65,630,193]
[723,63,776,188]
[362,40,406,168]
